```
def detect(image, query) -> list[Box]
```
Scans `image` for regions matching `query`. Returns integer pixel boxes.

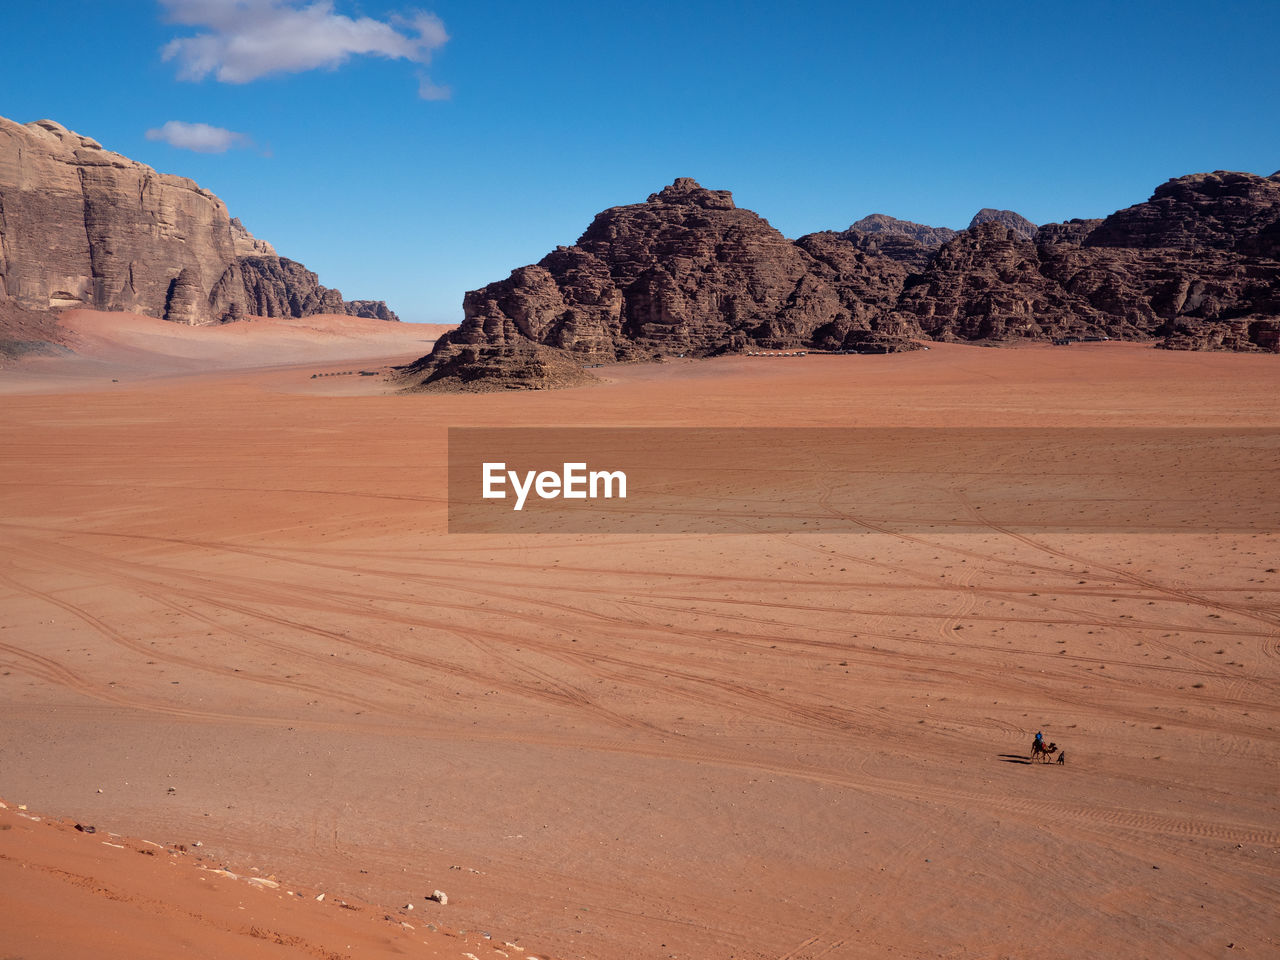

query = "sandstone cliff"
[405,171,1279,389]
[0,116,398,326]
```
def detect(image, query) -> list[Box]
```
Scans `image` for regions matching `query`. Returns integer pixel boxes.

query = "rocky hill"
[404,178,918,390]
[847,213,959,247]
[969,208,1038,239]
[1083,170,1280,256]
[0,116,398,327]
[403,171,1280,389]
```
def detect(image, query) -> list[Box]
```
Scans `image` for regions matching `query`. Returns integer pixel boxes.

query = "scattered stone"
[74,823,96,833]
[428,889,448,905]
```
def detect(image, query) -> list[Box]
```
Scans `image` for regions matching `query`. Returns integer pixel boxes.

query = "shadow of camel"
[998,754,1031,765]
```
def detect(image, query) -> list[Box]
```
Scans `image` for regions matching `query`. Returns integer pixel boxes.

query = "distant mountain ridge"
[404,170,1280,389]
[847,214,960,247]
[0,116,399,327]
[969,208,1038,240]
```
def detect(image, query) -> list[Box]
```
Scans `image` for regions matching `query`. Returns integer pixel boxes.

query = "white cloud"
[417,74,451,101]
[145,120,252,153]
[160,1,449,85]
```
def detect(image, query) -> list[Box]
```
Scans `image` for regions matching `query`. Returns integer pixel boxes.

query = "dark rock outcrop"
[0,115,399,326]
[896,223,1114,341]
[1085,170,1280,256]
[408,170,1280,389]
[401,339,598,392]
[847,214,959,247]
[345,299,400,321]
[901,196,1280,349]
[969,208,1038,240]
[1034,219,1104,245]
[235,256,348,318]
[799,226,935,272]
[405,177,918,389]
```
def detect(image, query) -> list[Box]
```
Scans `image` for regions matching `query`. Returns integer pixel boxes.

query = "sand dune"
[0,308,451,393]
[1,335,1277,959]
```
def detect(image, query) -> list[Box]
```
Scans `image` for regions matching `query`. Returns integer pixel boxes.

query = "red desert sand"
[1,310,1277,960]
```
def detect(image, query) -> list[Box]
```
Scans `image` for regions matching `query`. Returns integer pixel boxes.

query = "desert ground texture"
[1,312,1277,960]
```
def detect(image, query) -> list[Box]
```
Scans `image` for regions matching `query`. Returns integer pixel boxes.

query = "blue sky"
[4,1,1278,323]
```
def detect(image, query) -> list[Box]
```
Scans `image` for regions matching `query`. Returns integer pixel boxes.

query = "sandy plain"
[1,311,1277,960]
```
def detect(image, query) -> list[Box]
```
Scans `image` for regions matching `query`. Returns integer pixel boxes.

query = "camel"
[1030,739,1058,763]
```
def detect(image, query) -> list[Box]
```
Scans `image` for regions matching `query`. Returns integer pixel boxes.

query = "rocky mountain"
[1083,170,1280,256]
[0,116,398,327]
[847,213,959,247]
[405,178,919,390]
[1034,219,1103,245]
[968,208,1038,240]
[799,225,935,271]
[404,170,1280,389]
[896,173,1280,350]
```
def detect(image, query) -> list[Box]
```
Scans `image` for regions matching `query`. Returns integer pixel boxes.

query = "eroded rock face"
[413,177,919,389]
[847,213,959,247]
[345,299,400,321]
[1034,219,1103,245]
[1085,170,1280,255]
[798,226,935,271]
[401,339,598,392]
[969,208,1038,240]
[409,170,1279,389]
[0,115,398,325]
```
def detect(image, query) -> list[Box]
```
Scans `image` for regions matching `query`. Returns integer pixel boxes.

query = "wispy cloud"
[159,1,449,92]
[417,73,451,101]
[145,120,252,153]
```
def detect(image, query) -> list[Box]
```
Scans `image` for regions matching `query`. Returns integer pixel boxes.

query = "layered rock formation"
[406,170,1279,389]
[969,208,1038,240]
[402,178,920,390]
[0,116,398,326]
[1034,219,1103,246]
[847,213,959,248]
[1084,170,1280,255]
